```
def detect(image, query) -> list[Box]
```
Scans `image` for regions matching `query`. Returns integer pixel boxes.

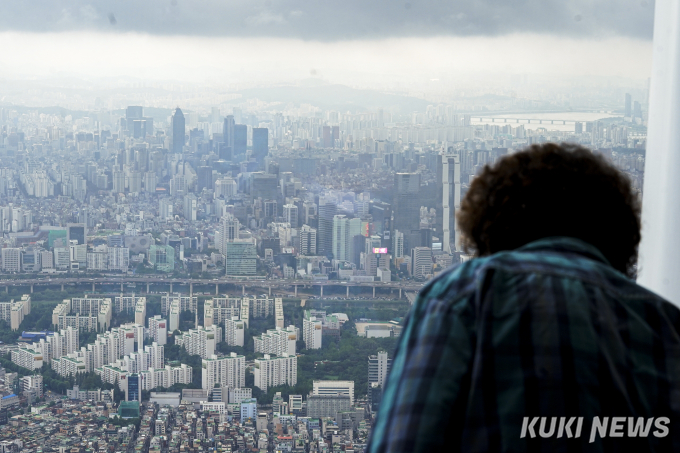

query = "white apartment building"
[148,315,168,345]
[275,297,284,329]
[175,325,221,359]
[204,297,241,327]
[224,316,245,347]
[254,326,298,357]
[161,293,197,316]
[303,310,322,350]
[254,354,297,393]
[114,295,146,314]
[202,353,246,390]
[169,301,180,332]
[0,295,31,331]
[11,347,44,370]
[134,298,146,326]
[139,364,192,390]
[368,351,392,388]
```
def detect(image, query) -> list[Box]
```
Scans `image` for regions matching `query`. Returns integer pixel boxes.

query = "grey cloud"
[0,0,655,40]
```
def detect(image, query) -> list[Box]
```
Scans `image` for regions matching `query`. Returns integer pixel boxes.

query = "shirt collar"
[515,236,612,267]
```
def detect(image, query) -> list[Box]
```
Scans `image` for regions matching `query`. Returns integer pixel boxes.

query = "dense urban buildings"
[0,57,651,453]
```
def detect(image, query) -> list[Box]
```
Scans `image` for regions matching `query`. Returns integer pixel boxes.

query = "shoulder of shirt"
[416,247,680,321]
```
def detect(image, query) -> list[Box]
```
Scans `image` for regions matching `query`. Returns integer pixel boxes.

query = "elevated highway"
[0,276,425,299]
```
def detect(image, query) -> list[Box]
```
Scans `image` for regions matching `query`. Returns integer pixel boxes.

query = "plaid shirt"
[367,236,680,453]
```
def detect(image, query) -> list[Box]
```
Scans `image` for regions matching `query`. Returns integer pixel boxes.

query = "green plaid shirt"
[367,236,680,452]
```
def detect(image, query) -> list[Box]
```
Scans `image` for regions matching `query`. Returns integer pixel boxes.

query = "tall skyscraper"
[323,126,332,148]
[332,215,363,262]
[223,115,235,149]
[172,107,185,154]
[625,93,632,118]
[197,166,213,191]
[283,204,299,228]
[411,246,433,280]
[252,128,269,166]
[436,152,461,254]
[368,351,392,388]
[234,124,247,157]
[218,214,240,255]
[392,173,421,246]
[299,225,317,256]
[317,199,337,258]
[633,101,642,121]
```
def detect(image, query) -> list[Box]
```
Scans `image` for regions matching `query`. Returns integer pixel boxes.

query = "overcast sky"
[0,1,656,86]
[0,0,655,40]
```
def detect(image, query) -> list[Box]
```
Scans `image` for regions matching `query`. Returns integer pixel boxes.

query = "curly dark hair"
[457,143,641,277]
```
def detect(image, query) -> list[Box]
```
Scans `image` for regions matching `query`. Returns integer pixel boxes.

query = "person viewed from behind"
[367,143,680,452]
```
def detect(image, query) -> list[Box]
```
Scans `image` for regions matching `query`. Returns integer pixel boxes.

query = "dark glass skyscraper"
[197,166,213,191]
[317,200,337,258]
[127,374,140,402]
[393,173,421,253]
[234,124,247,157]
[172,107,185,154]
[67,223,86,245]
[223,115,235,149]
[252,127,269,166]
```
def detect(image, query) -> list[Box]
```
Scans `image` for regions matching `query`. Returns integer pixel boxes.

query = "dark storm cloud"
[0,0,654,40]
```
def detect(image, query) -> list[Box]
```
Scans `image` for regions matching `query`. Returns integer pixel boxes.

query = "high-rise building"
[368,351,391,388]
[633,101,642,121]
[253,353,297,393]
[322,125,332,148]
[67,223,86,245]
[183,194,197,221]
[148,315,168,345]
[197,166,213,191]
[223,115,235,150]
[411,246,433,280]
[225,241,257,276]
[202,352,245,390]
[332,215,363,262]
[218,214,240,255]
[303,310,322,349]
[283,204,299,228]
[113,171,125,193]
[437,152,461,254]
[392,229,405,257]
[393,173,421,241]
[144,171,158,193]
[234,124,247,157]
[128,171,142,193]
[625,93,632,118]
[224,316,245,346]
[172,107,185,154]
[252,127,269,166]
[317,199,337,257]
[175,325,221,359]
[254,326,298,357]
[299,225,317,256]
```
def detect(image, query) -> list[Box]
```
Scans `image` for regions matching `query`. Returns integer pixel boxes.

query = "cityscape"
[0,2,656,452]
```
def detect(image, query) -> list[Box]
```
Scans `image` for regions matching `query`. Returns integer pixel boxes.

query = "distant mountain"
[237,84,430,113]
